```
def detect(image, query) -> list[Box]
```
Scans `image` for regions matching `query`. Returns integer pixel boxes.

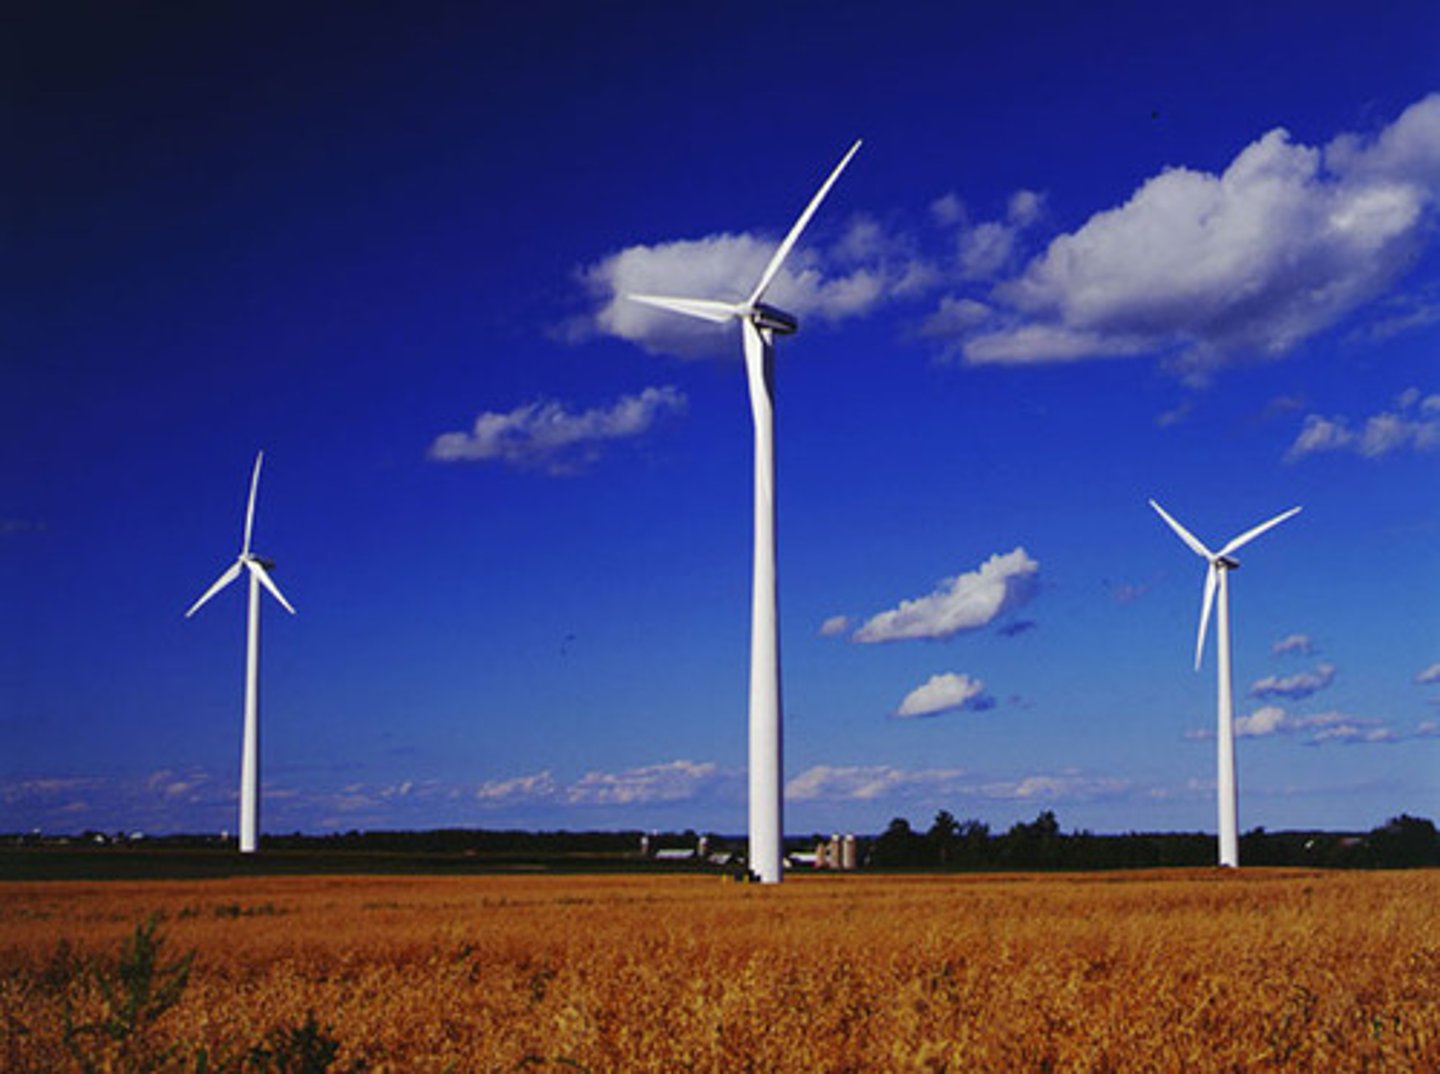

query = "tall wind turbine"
[186,451,295,854]
[627,140,861,883]
[1149,499,1300,867]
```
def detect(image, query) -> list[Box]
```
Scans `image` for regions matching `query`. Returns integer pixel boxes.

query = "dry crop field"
[3,868,1438,1072]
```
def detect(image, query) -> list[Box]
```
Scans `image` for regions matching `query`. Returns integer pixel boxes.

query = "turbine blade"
[185,561,243,618]
[248,560,296,615]
[242,451,263,557]
[745,139,862,308]
[1195,563,1217,671]
[1218,505,1302,558]
[1149,499,1214,560]
[626,294,742,324]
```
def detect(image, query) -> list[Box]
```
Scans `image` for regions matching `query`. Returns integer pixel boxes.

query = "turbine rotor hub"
[1217,555,1240,570]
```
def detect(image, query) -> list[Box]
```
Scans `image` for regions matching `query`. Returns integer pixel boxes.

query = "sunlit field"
[4,869,1438,1071]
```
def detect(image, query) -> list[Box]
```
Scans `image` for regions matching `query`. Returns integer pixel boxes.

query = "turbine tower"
[186,451,295,854]
[1149,499,1300,867]
[627,140,861,883]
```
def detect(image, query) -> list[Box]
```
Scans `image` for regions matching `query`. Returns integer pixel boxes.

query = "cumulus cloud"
[931,188,1047,282]
[429,386,685,474]
[1272,633,1316,657]
[1285,386,1440,462]
[895,673,991,718]
[949,94,1440,373]
[853,548,1039,643]
[920,295,993,338]
[578,221,924,359]
[1250,662,1337,700]
[1417,663,1440,685]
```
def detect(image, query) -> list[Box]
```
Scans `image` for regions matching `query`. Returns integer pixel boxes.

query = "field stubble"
[2,869,1438,1071]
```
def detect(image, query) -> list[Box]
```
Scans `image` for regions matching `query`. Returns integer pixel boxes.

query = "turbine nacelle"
[1216,555,1240,570]
[750,302,797,335]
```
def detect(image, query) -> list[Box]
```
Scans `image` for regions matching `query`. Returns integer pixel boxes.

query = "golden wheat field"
[2,868,1439,1072]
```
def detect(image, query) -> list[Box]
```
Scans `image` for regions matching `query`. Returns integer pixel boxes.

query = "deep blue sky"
[5,2,1439,838]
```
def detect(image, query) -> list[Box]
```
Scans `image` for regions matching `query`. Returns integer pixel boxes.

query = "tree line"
[866,810,1440,870]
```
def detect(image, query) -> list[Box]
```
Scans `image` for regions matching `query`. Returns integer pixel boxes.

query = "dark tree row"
[866,810,1440,870]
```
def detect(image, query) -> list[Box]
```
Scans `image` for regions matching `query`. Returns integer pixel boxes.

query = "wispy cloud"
[853,547,1039,643]
[895,672,992,718]
[0,519,47,537]
[475,771,559,804]
[1250,662,1336,700]
[1272,633,1316,657]
[1286,386,1440,462]
[1103,579,1151,604]
[564,760,725,806]
[785,764,1133,804]
[940,93,1440,377]
[1416,662,1440,685]
[818,615,852,638]
[1188,705,1425,745]
[429,386,686,475]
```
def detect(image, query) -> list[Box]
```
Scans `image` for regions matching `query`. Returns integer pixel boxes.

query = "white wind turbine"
[627,140,861,883]
[1149,499,1300,867]
[186,451,296,854]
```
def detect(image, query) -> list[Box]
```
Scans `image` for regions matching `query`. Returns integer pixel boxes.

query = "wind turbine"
[1149,499,1300,867]
[186,451,295,854]
[627,140,861,883]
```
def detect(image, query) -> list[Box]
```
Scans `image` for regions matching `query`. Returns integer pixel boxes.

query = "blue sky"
[5,2,1439,839]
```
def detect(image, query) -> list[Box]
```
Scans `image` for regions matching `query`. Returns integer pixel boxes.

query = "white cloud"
[854,547,1039,643]
[785,764,1130,804]
[818,615,852,637]
[953,189,1046,282]
[1416,663,1440,685]
[785,764,961,802]
[929,187,1048,284]
[930,192,965,226]
[145,769,214,800]
[475,771,558,804]
[921,295,992,338]
[1272,633,1316,657]
[1307,722,1398,745]
[429,386,685,474]
[1235,705,1290,737]
[979,773,1133,802]
[959,221,1020,280]
[1195,705,1403,745]
[947,94,1440,371]
[896,672,990,718]
[1286,386,1440,462]
[1250,662,1337,700]
[1007,189,1045,228]
[565,760,722,806]
[578,221,926,358]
